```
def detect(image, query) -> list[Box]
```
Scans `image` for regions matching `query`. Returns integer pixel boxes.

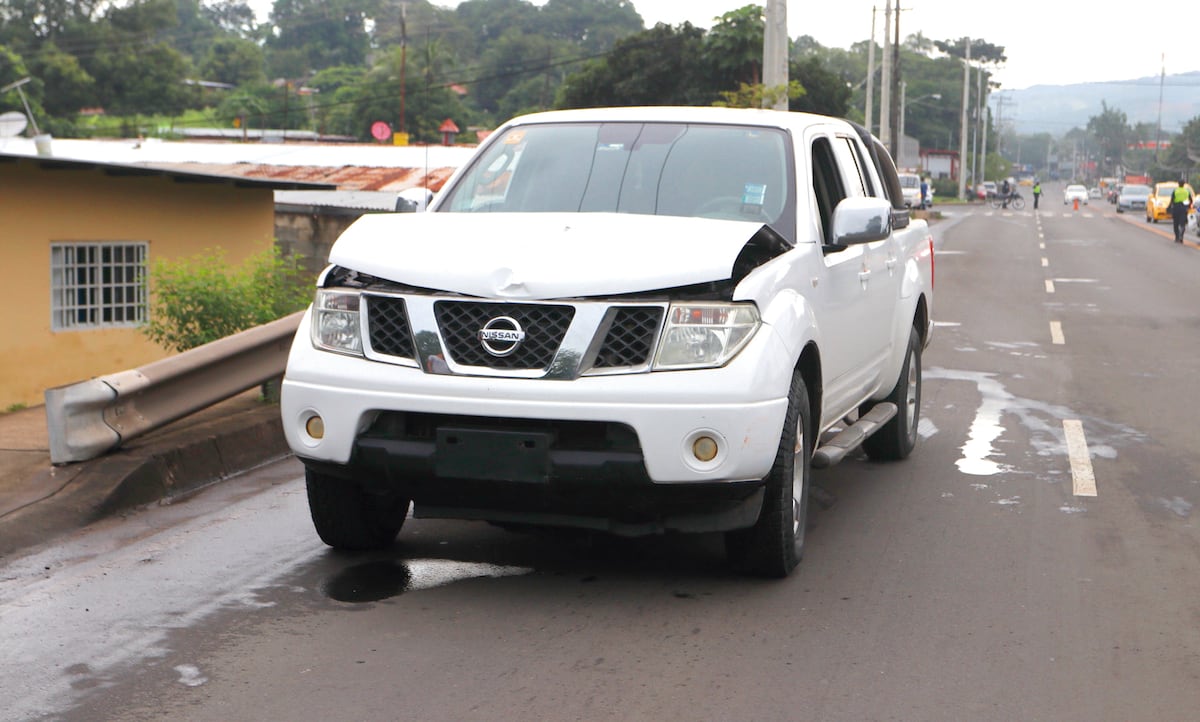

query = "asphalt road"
[4,193,1200,721]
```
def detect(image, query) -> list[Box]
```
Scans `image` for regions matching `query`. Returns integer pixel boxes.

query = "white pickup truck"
[281,107,934,577]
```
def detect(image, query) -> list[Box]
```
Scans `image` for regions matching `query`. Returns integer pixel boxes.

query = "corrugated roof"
[0,151,334,190]
[0,136,471,191]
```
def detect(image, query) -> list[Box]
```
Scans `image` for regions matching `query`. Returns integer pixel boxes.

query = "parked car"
[898,172,932,209]
[1146,181,1195,223]
[976,181,997,200]
[1115,184,1150,213]
[1063,184,1089,205]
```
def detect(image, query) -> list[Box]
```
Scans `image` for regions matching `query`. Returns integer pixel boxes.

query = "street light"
[899,82,941,142]
[898,81,941,170]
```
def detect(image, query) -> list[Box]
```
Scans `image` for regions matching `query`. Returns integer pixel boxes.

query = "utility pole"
[879,0,892,150]
[889,2,902,158]
[398,1,408,139]
[865,6,876,134]
[1154,53,1165,164]
[762,0,788,110]
[972,65,983,186]
[957,39,971,200]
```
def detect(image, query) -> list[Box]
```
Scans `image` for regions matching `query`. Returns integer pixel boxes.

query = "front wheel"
[306,468,409,550]
[726,372,812,578]
[863,326,922,461]
[1010,195,1026,210]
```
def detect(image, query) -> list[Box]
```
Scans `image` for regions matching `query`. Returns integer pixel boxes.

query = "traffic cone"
[1073,198,1079,211]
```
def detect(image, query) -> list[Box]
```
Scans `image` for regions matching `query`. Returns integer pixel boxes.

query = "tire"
[1010,196,1026,210]
[726,372,812,578]
[305,468,409,551]
[863,326,922,461]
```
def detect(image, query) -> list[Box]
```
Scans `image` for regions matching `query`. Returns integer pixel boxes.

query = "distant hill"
[1000,72,1200,136]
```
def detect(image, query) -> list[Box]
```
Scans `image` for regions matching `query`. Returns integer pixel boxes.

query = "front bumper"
[281,309,794,487]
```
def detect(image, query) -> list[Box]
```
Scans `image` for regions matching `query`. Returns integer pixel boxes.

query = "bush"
[142,246,313,352]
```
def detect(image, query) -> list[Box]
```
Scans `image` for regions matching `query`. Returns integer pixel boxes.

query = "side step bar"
[811,402,898,469]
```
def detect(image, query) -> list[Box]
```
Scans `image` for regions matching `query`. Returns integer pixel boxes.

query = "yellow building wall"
[0,160,277,408]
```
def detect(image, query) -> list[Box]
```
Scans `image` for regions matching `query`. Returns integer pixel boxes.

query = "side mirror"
[831,196,893,246]
[398,187,434,212]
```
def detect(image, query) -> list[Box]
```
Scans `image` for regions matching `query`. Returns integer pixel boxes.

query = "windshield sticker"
[596,143,626,152]
[503,131,525,145]
[742,183,767,206]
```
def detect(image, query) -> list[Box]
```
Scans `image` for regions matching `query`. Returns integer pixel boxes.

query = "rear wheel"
[305,468,409,550]
[863,326,922,461]
[726,372,812,578]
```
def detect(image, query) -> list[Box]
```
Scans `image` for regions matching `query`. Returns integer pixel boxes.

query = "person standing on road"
[1032,180,1042,210]
[1000,178,1012,209]
[1169,179,1193,243]
[920,177,929,209]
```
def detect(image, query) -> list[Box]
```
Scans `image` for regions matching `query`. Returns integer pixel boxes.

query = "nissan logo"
[478,316,525,357]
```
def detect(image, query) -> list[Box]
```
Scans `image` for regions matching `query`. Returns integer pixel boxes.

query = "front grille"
[593,307,663,369]
[366,295,415,358]
[435,301,574,370]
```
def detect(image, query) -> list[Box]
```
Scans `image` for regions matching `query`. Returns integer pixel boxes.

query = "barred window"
[50,243,148,331]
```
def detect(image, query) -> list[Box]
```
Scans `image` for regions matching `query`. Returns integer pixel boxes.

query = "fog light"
[305,415,325,440]
[692,436,719,462]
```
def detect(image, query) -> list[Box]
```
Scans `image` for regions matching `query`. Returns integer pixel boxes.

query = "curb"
[0,403,290,558]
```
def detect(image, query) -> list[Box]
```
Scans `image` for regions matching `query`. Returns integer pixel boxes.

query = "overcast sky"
[252,0,1200,91]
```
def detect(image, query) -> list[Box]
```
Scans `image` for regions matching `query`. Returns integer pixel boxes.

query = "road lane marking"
[1050,321,1065,344]
[1041,257,1049,267]
[1045,279,1055,293]
[1064,419,1097,497]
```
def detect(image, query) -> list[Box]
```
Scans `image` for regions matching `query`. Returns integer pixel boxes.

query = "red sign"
[370,121,392,142]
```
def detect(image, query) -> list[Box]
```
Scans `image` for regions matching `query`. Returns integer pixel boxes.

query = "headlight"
[653,303,760,370]
[311,289,363,356]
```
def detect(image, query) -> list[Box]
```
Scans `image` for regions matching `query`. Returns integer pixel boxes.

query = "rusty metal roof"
[0,137,473,192]
[147,162,459,192]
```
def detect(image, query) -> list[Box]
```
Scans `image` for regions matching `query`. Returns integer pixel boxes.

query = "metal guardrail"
[45,312,304,464]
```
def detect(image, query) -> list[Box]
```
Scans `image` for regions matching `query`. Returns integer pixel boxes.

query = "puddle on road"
[928,367,1143,481]
[323,559,531,603]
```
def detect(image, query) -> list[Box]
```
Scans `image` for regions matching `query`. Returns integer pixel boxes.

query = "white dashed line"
[1041,257,1049,267]
[1045,279,1056,293]
[1050,321,1065,345]
[1063,419,1097,497]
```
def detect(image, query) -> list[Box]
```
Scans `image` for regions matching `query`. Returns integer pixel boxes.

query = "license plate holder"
[435,427,552,484]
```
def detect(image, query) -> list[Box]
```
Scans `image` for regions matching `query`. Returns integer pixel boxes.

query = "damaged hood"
[328,212,769,298]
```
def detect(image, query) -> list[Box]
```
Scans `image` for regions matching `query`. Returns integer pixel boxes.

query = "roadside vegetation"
[141,246,312,352]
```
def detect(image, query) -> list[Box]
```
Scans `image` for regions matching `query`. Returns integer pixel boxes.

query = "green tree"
[1086,101,1130,177]
[539,0,644,53]
[266,0,375,74]
[704,4,763,87]
[28,43,95,116]
[143,247,313,352]
[556,22,712,108]
[789,56,849,116]
[201,36,266,86]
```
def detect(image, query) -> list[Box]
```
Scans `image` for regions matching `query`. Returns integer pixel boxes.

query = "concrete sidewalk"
[0,391,291,559]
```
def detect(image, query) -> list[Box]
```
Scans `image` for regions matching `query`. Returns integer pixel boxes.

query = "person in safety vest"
[1032,180,1042,210]
[1169,179,1193,243]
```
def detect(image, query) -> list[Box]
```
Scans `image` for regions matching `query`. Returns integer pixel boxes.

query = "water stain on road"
[323,558,532,603]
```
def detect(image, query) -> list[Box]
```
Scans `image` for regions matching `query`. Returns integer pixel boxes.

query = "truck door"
[810,133,893,423]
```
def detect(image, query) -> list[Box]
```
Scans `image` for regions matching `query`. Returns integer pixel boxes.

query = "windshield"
[899,175,919,188]
[1156,185,1178,197]
[1123,185,1150,196]
[440,121,795,239]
